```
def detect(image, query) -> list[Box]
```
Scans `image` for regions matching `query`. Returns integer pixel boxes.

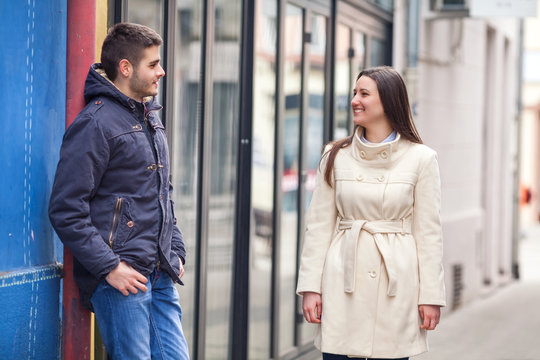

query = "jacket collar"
[84,63,162,114]
[351,127,405,164]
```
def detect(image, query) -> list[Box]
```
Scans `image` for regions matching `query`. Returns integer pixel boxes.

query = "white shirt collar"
[361,130,397,144]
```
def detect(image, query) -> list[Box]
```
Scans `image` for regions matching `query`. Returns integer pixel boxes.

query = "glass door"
[334,0,389,139]
[249,0,278,358]
[279,2,328,354]
[279,3,303,354]
[298,11,327,344]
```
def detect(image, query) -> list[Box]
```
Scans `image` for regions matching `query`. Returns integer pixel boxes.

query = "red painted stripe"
[65,1,96,359]
[66,0,96,128]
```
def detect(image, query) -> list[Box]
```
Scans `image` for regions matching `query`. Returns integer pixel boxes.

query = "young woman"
[296,66,446,360]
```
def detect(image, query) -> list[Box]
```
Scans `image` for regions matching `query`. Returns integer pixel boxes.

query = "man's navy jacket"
[49,64,186,311]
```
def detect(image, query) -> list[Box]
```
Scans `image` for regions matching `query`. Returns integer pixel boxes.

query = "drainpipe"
[64,0,95,359]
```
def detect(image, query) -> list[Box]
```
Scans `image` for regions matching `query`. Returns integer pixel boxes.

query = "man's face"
[128,45,165,100]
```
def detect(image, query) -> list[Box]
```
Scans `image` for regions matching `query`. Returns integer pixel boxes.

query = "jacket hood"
[83,63,161,111]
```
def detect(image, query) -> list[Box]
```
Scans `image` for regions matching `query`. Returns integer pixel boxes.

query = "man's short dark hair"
[101,23,163,81]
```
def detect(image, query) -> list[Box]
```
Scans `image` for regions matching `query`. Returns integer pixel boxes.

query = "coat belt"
[338,217,412,296]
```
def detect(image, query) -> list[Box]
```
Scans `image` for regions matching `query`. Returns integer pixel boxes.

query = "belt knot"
[339,216,412,296]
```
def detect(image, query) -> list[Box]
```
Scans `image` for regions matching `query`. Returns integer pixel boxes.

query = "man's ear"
[118,59,132,78]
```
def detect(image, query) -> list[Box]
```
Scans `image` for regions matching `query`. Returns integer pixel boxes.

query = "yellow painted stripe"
[96,0,108,62]
[90,313,95,360]
[92,2,108,359]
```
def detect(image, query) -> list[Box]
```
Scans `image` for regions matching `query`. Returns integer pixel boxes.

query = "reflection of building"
[0,0,529,359]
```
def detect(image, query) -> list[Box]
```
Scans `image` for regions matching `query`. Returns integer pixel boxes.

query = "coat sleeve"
[169,181,186,265]
[296,145,338,295]
[48,114,120,279]
[414,150,446,306]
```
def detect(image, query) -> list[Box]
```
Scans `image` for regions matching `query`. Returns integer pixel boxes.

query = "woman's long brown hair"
[323,66,423,187]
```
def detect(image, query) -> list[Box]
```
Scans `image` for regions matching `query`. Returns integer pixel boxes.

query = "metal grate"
[452,264,464,310]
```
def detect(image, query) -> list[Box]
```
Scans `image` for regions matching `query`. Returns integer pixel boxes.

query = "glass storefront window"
[249,0,277,358]
[334,24,351,140]
[171,0,203,357]
[205,0,242,358]
[280,3,303,354]
[300,12,327,343]
[303,13,326,214]
[334,26,365,140]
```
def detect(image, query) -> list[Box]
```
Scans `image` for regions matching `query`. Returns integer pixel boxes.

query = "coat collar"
[351,127,405,165]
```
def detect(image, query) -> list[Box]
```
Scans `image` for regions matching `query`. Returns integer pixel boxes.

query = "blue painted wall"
[0,0,67,358]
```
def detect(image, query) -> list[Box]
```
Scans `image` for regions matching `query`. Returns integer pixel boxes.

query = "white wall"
[520,6,540,226]
[396,0,521,311]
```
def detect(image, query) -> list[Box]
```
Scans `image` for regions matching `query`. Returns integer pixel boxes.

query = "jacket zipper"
[143,108,165,270]
[108,197,123,248]
[142,111,164,226]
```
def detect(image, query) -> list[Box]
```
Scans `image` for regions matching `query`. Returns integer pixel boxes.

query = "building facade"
[0,0,526,359]
[520,1,540,227]
[402,1,523,309]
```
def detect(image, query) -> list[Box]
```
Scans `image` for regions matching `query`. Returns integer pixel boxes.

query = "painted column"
[64,0,96,359]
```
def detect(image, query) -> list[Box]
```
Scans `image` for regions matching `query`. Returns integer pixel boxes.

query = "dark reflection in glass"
[170,1,203,358]
[205,0,241,358]
[353,31,366,76]
[303,13,326,210]
[334,27,365,140]
[249,0,277,358]
[370,37,386,66]
[334,24,351,140]
[370,0,394,12]
[126,0,164,35]
[300,12,327,343]
[280,3,303,353]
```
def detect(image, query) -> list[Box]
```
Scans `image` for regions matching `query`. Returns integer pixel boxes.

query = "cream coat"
[296,130,446,358]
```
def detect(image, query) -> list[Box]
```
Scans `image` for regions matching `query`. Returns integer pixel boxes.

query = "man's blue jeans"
[91,269,189,360]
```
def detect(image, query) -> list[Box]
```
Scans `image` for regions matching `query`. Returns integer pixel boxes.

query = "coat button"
[377,175,385,182]
[356,174,364,181]
[380,150,388,159]
[127,221,134,228]
[160,195,163,200]
[95,100,102,105]
[369,271,377,278]
[360,150,366,159]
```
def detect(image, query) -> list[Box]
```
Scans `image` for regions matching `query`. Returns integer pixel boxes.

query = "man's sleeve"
[169,181,186,264]
[49,115,120,279]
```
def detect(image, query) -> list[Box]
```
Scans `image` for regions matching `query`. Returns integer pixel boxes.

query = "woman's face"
[351,75,388,128]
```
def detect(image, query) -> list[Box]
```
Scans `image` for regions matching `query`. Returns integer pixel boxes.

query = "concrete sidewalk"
[412,281,540,360]
[413,225,540,360]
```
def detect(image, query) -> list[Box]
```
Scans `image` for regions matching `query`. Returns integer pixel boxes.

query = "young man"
[49,23,189,359]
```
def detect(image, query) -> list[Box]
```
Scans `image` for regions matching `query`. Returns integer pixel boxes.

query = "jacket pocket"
[107,197,134,249]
